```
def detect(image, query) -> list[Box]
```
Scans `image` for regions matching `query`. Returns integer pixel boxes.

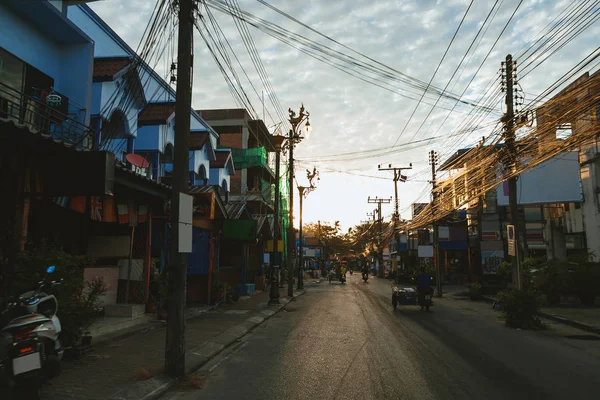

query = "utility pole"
[367,196,391,278]
[502,54,526,290]
[286,105,311,298]
[297,167,319,290]
[429,150,442,297]
[269,135,285,305]
[378,163,412,276]
[165,0,193,378]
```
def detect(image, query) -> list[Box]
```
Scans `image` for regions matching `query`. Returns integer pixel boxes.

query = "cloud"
[90,0,598,229]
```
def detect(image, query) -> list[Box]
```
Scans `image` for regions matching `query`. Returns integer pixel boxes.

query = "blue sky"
[90,0,599,230]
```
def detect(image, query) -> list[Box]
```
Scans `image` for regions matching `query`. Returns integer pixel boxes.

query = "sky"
[89,0,600,231]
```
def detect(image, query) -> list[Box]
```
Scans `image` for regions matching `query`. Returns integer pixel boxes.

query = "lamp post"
[283,105,312,298]
[297,167,319,290]
[269,134,286,305]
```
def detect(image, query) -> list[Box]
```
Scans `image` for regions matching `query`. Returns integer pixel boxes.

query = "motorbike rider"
[361,265,369,277]
[340,265,347,282]
[416,266,432,310]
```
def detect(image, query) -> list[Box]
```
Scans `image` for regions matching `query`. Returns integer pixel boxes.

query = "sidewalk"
[444,285,600,335]
[38,288,306,400]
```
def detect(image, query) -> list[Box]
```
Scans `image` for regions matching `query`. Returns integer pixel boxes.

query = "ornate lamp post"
[268,134,286,305]
[297,167,319,290]
[283,105,312,297]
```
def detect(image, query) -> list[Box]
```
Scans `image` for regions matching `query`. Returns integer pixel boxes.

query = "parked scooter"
[0,265,63,398]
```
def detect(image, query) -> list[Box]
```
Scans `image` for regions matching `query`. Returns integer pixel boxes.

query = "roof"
[210,150,235,174]
[225,201,249,220]
[93,57,131,82]
[138,102,176,126]
[253,214,270,236]
[114,160,171,196]
[188,185,228,218]
[189,131,209,150]
[197,109,250,121]
[211,150,230,168]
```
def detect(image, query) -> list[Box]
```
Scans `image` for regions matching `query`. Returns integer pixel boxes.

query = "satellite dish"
[126,153,150,169]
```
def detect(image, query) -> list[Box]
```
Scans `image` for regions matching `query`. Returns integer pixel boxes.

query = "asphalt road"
[163,275,600,400]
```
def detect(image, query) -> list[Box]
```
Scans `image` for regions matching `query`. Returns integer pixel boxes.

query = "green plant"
[532,261,573,305]
[467,282,482,300]
[570,262,600,305]
[10,241,101,346]
[497,261,512,289]
[498,289,545,329]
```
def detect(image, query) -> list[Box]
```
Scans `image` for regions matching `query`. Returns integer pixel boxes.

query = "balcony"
[0,82,92,149]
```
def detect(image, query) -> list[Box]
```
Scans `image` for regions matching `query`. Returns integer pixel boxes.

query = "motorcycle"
[339,273,346,284]
[349,269,353,276]
[0,265,63,397]
[362,272,369,282]
[392,283,434,312]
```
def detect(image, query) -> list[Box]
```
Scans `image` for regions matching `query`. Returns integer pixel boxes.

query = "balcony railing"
[0,82,93,150]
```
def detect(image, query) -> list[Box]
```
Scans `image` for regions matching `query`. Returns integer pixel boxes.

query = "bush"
[498,289,544,329]
[9,241,105,346]
[532,261,573,305]
[570,262,600,305]
[467,282,482,300]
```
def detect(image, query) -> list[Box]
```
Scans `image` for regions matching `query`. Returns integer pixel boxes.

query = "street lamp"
[297,167,319,290]
[268,134,286,305]
[283,104,311,298]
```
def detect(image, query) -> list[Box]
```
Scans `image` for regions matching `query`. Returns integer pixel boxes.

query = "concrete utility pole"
[165,0,193,378]
[378,163,412,275]
[502,54,526,290]
[367,196,391,278]
[429,150,442,297]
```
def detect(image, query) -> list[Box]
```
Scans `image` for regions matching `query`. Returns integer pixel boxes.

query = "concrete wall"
[0,3,93,123]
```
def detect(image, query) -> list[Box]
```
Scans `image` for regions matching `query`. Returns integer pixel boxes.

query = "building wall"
[579,144,600,260]
[0,3,93,123]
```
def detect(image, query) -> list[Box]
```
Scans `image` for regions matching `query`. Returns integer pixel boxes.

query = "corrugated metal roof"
[225,201,247,220]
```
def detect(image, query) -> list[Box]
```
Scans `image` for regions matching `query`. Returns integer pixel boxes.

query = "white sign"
[418,245,434,258]
[507,225,516,257]
[496,152,582,205]
[438,226,450,241]
[179,193,193,253]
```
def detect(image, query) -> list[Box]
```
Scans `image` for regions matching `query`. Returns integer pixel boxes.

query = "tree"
[303,221,348,261]
[347,221,379,256]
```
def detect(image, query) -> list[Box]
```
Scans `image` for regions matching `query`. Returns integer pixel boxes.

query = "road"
[163,274,600,400]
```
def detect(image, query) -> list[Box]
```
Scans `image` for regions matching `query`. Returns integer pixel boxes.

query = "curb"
[538,312,600,335]
[482,296,600,335]
[110,290,306,400]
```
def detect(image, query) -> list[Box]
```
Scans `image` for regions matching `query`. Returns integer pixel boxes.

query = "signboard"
[496,152,581,205]
[438,226,450,241]
[266,240,284,252]
[482,231,500,241]
[418,245,434,258]
[179,193,193,253]
[223,220,257,241]
[482,250,504,275]
[507,225,516,257]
